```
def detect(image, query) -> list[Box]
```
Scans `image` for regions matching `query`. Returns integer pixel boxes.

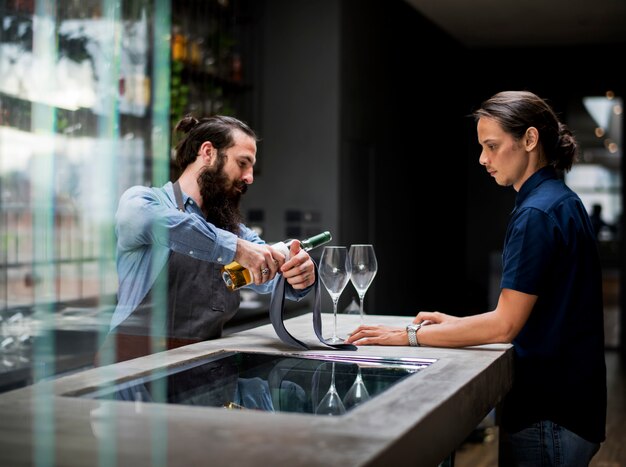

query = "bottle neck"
[283,238,308,251]
[280,231,331,253]
[301,231,332,251]
[300,239,315,251]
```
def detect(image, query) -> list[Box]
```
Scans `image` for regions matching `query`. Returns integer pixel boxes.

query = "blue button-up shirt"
[111,181,309,330]
[500,166,606,443]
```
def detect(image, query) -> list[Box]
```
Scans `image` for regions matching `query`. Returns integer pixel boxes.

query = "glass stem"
[359,295,365,324]
[332,299,338,340]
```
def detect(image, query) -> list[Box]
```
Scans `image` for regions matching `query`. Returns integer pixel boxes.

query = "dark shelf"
[169,0,260,128]
[179,66,252,92]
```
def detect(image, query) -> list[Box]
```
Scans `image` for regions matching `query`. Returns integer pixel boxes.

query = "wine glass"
[348,244,378,324]
[319,246,352,344]
[315,362,346,416]
[343,365,370,409]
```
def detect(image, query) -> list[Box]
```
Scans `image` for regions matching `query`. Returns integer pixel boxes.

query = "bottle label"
[222,262,252,291]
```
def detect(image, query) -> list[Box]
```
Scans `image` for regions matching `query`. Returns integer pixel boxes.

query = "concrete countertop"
[0,313,513,467]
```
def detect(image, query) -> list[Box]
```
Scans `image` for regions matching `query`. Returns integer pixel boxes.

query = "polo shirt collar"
[513,166,558,213]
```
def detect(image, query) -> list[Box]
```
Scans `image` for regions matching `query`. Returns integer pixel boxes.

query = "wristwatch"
[406,323,423,347]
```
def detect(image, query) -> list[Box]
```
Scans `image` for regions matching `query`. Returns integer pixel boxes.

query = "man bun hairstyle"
[173,114,258,171]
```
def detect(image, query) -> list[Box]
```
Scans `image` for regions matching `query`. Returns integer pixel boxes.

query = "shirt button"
[189,199,193,204]
[217,257,223,262]
[189,250,194,255]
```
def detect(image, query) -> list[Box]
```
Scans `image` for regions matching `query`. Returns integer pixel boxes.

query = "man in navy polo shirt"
[347,91,607,466]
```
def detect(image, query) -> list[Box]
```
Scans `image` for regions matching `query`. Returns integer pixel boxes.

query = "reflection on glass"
[76,351,435,416]
[315,362,345,416]
[343,366,370,409]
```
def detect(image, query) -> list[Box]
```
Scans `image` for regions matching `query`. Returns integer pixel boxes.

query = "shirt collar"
[513,166,558,213]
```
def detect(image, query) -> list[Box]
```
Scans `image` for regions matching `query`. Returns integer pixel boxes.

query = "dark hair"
[173,114,258,171]
[473,91,578,172]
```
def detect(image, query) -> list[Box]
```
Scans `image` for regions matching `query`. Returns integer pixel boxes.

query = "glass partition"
[0,0,170,391]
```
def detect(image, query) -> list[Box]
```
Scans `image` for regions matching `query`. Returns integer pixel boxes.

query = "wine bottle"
[221,231,332,291]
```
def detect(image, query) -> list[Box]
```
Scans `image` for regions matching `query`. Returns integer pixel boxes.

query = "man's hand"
[280,241,316,289]
[234,239,282,285]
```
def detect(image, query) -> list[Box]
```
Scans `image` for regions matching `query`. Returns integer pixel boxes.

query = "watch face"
[407,324,419,332]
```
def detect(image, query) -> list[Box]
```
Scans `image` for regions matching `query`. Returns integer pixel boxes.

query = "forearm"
[116,186,239,263]
[418,311,512,348]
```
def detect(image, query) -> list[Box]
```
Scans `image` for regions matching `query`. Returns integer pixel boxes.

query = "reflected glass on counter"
[75,351,435,415]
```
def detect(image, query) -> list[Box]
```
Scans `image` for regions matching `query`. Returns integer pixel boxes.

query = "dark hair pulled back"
[473,91,578,172]
[173,114,258,171]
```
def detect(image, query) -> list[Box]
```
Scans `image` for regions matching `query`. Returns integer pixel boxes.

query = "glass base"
[327,336,345,344]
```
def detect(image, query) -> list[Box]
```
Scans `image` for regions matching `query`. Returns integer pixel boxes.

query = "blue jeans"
[508,421,600,466]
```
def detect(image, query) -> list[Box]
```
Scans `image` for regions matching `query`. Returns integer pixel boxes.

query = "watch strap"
[407,323,422,347]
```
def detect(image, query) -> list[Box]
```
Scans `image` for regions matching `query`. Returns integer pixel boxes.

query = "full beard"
[198,165,247,234]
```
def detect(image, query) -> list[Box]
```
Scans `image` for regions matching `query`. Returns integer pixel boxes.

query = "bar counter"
[0,314,513,466]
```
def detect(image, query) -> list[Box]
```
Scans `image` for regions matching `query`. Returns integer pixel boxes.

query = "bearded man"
[100,115,317,364]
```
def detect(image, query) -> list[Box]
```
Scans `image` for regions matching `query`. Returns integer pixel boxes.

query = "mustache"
[234,181,248,194]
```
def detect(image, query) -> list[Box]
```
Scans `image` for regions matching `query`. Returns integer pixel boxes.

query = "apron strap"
[173,180,185,212]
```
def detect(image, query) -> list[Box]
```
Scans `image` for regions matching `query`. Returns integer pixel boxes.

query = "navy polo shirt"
[500,166,607,443]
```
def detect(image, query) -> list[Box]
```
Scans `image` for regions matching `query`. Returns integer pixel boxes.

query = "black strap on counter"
[173,180,185,212]
[269,260,357,351]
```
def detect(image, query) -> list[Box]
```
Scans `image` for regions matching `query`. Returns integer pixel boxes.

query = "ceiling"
[404,0,626,48]
[402,0,624,205]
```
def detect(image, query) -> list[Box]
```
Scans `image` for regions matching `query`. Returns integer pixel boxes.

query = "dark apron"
[96,181,240,365]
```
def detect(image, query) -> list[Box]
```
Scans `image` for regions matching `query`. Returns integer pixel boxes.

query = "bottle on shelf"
[221,231,332,291]
[171,25,187,62]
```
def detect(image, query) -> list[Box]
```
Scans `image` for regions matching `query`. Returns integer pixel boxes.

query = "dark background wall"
[338,1,625,319]
[250,0,625,332]
[339,0,472,315]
